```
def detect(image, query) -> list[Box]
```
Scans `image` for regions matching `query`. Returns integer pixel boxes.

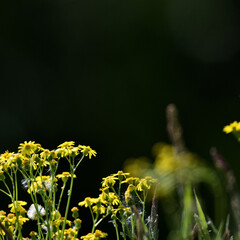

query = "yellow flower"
[113,205,131,215]
[55,148,68,158]
[81,229,108,239]
[124,183,138,205]
[125,190,132,205]
[58,141,75,148]
[78,145,97,159]
[56,172,76,182]
[40,149,51,160]
[18,215,29,226]
[8,201,27,214]
[5,213,16,224]
[29,231,37,237]
[27,176,56,194]
[78,197,98,208]
[101,176,118,187]
[223,125,233,134]
[136,177,157,191]
[92,200,106,215]
[223,121,240,134]
[0,211,6,221]
[0,151,16,171]
[107,192,120,206]
[121,177,139,185]
[18,141,41,155]
[111,171,130,181]
[71,207,79,212]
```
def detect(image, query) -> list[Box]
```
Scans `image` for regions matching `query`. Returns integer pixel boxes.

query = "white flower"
[27,204,46,220]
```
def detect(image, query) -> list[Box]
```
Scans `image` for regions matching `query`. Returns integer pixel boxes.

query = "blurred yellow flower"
[223,121,240,133]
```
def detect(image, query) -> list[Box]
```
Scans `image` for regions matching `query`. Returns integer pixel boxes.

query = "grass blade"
[194,191,210,240]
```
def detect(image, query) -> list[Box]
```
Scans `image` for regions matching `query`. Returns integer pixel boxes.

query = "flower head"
[78,197,98,208]
[18,141,41,155]
[111,171,130,181]
[101,175,118,187]
[8,201,27,214]
[56,172,76,182]
[78,145,97,159]
[58,141,75,148]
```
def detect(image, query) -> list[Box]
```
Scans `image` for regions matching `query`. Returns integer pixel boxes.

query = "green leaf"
[194,191,208,230]
[215,222,223,240]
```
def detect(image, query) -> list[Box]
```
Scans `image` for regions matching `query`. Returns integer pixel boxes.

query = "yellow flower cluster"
[0,141,96,178]
[223,121,240,134]
[0,141,96,239]
[78,171,157,238]
[0,201,29,236]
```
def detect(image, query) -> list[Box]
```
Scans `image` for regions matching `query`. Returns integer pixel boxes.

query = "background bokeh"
[1,0,240,236]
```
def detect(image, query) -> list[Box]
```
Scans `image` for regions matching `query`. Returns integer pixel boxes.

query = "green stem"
[121,221,127,240]
[3,180,13,198]
[89,206,95,233]
[60,167,75,240]
[14,169,22,240]
[94,214,109,228]
[74,155,85,172]
[113,219,120,240]
[0,188,11,198]
[56,182,66,212]
[118,180,122,196]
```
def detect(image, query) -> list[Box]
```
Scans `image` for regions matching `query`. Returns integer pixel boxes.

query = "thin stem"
[142,190,148,222]
[56,182,67,212]
[60,165,75,240]
[131,214,135,239]
[3,180,13,198]
[113,219,120,240]
[74,155,85,172]
[89,206,95,233]
[0,188,11,198]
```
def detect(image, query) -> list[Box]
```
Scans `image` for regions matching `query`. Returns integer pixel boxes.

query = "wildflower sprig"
[0,141,97,240]
[79,171,157,240]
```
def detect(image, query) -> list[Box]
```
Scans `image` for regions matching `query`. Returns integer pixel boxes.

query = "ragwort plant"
[0,141,157,240]
[78,171,157,240]
[0,141,97,240]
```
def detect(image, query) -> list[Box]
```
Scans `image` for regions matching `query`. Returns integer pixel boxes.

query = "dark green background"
[1,0,240,235]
